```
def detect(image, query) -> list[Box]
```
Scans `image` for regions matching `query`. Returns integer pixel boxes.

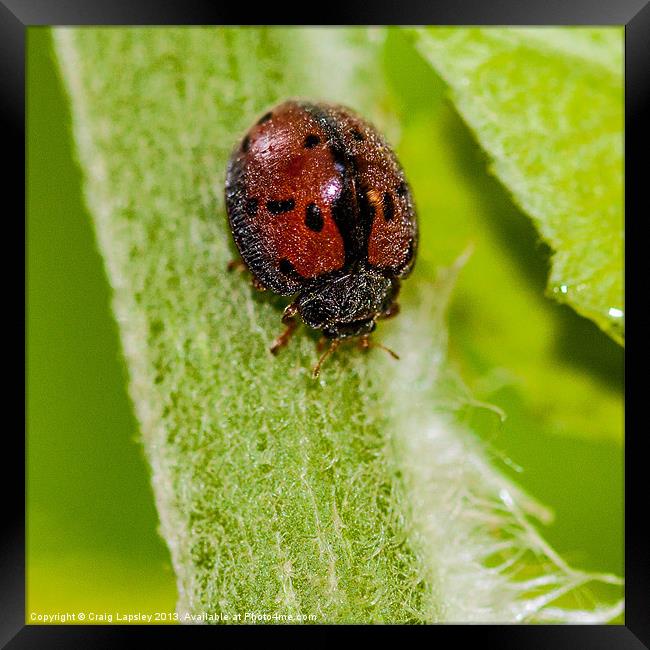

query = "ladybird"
[225,100,417,376]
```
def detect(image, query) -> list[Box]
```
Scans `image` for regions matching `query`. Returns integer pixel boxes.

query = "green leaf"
[54,26,621,623]
[382,29,622,589]
[412,27,624,344]
[382,28,623,446]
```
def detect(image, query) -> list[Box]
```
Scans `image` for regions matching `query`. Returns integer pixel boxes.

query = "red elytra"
[225,100,418,376]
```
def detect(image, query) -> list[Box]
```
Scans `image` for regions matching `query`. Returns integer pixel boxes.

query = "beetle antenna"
[373,341,400,360]
[358,335,400,360]
[312,339,341,378]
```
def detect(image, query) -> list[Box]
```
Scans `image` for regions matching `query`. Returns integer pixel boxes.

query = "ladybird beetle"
[225,100,417,376]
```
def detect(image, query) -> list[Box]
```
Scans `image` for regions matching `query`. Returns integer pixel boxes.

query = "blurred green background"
[27,26,622,620]
[27,28,176,618]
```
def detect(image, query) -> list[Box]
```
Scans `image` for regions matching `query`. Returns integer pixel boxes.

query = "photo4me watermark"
[30,610,318,624]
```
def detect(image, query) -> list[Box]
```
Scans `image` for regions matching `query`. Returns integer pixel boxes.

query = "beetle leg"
[228,259,266,291]
[378,301,400,320]
[316,336,329,352]
[312,339,341,378]
[227,258,246,273]
[251,276,267,292]
[270,303,299,355]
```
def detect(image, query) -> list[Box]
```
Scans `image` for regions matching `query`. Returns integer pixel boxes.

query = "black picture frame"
[7,0,646,646]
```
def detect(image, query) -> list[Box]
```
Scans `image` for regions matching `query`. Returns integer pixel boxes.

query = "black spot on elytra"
[245,198,258,216]
[304,134,320,149]
[267,199,295,215]
[396,181,408,197]
[351,128,365,141]
[257,111,273,125]
[242,135,250,152]
[279,259,295,275]
[383,192,395,221]
[305,203,324,232]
